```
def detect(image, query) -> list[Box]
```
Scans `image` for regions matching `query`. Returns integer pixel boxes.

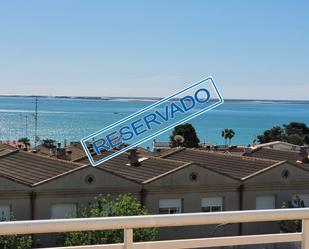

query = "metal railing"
[1,208,309,249]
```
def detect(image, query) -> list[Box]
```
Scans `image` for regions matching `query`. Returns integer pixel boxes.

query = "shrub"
[60,194,157,246]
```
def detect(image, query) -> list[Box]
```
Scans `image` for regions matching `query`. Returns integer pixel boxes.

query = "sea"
[0,96,308,149]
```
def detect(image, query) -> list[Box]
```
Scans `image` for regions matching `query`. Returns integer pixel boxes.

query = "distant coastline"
[0,95,308,104]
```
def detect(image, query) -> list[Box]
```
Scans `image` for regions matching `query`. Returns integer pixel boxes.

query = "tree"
[227,129,235,146]
[257,122,309,145]
[257,126,283,144]
[285,134,304,146]
[61,194,157,246]
[0,215,32,249]
[279,196,305,233]
[304,135,309,145]
[221,129,236,146]
[41,138,56,148]
[283,122,309,137]
[221,130,227,146]
[170,123,200,148]
[17,137,30,149]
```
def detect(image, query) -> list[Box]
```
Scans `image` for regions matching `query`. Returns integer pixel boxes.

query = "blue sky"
[0,0,308,100]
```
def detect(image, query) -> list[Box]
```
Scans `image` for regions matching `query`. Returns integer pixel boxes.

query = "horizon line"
[0,94,308,102]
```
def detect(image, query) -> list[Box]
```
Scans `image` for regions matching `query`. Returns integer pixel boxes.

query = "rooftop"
[34,142,86,161]
[250,141,304,151]
[161,148,280,180]
[1,142,307,186]
[74,149,188,183]
[243,147,302,163]
[0,144,84,186]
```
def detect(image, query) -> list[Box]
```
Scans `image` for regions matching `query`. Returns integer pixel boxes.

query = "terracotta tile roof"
[161,148,279,180]
[35,143,86,161]
[0,143,17,151]
[251,141,303,150]
[75,150,188,183]
[34,144,55,155]
[0,141,29,150]
[0,149,84,186]
[0,142,293,186]
[216,147,245,153]
[154,147,180,157]
[0,143,17,157]
[0,149,13,157]
[135,147,155,157]
[68,143,87,158]
[197,147,245,156]
[243,147,301,162]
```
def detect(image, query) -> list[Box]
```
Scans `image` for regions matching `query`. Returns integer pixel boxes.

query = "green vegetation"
[257,122,309,145]
[60,194,157,246]
[257,126,283,143]
[279,196,305,233]
[221,129,236,146]
[17,137,30,149]
[169,123,200,148]
[41,138,56,148]
[0,215,32,249]
[0,235,32,249]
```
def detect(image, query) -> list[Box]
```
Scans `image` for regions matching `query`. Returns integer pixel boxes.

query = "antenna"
[173,135,185,147]
[34,96,39,147]
[25,115,28,137]
[20,114,29,138]
[19,114,23,138]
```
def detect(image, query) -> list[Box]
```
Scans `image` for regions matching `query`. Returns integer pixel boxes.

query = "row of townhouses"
[0,141,309,246]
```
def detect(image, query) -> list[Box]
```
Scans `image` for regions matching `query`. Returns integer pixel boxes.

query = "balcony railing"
[1,208,309,249]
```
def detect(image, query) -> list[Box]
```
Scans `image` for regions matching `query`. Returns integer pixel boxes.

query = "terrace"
[0,208,309,249]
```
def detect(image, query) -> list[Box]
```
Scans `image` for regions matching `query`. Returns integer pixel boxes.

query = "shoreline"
[0,95,309,104]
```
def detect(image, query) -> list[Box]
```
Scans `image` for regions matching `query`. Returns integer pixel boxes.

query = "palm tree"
[221,129,228,146]
[227,129,235,146]
[18,137,31,150]
[221,129,236,147]
[41,138,56,148]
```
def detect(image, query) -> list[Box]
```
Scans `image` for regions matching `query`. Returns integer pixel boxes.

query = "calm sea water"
[0,97,308,148]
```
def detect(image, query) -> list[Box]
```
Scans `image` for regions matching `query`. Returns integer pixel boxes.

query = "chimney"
[66,149,72,161]
[56,148,67,160]
[128,148,141,167]
[244,147,253,154]
[297,149,309,163]
[49,147,56,157]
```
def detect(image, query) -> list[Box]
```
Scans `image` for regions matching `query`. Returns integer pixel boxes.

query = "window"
[51,204,77,219]
[0,206,10,221]
[85,175,95,184]
[256,196,276,210]
[189,172,198,181]
[159,199,182,214]
[201,197,223,212]
[292,194,309,207]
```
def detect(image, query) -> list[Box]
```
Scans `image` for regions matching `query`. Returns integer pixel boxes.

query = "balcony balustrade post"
[302,219,309,249]
[124,228,133,249]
